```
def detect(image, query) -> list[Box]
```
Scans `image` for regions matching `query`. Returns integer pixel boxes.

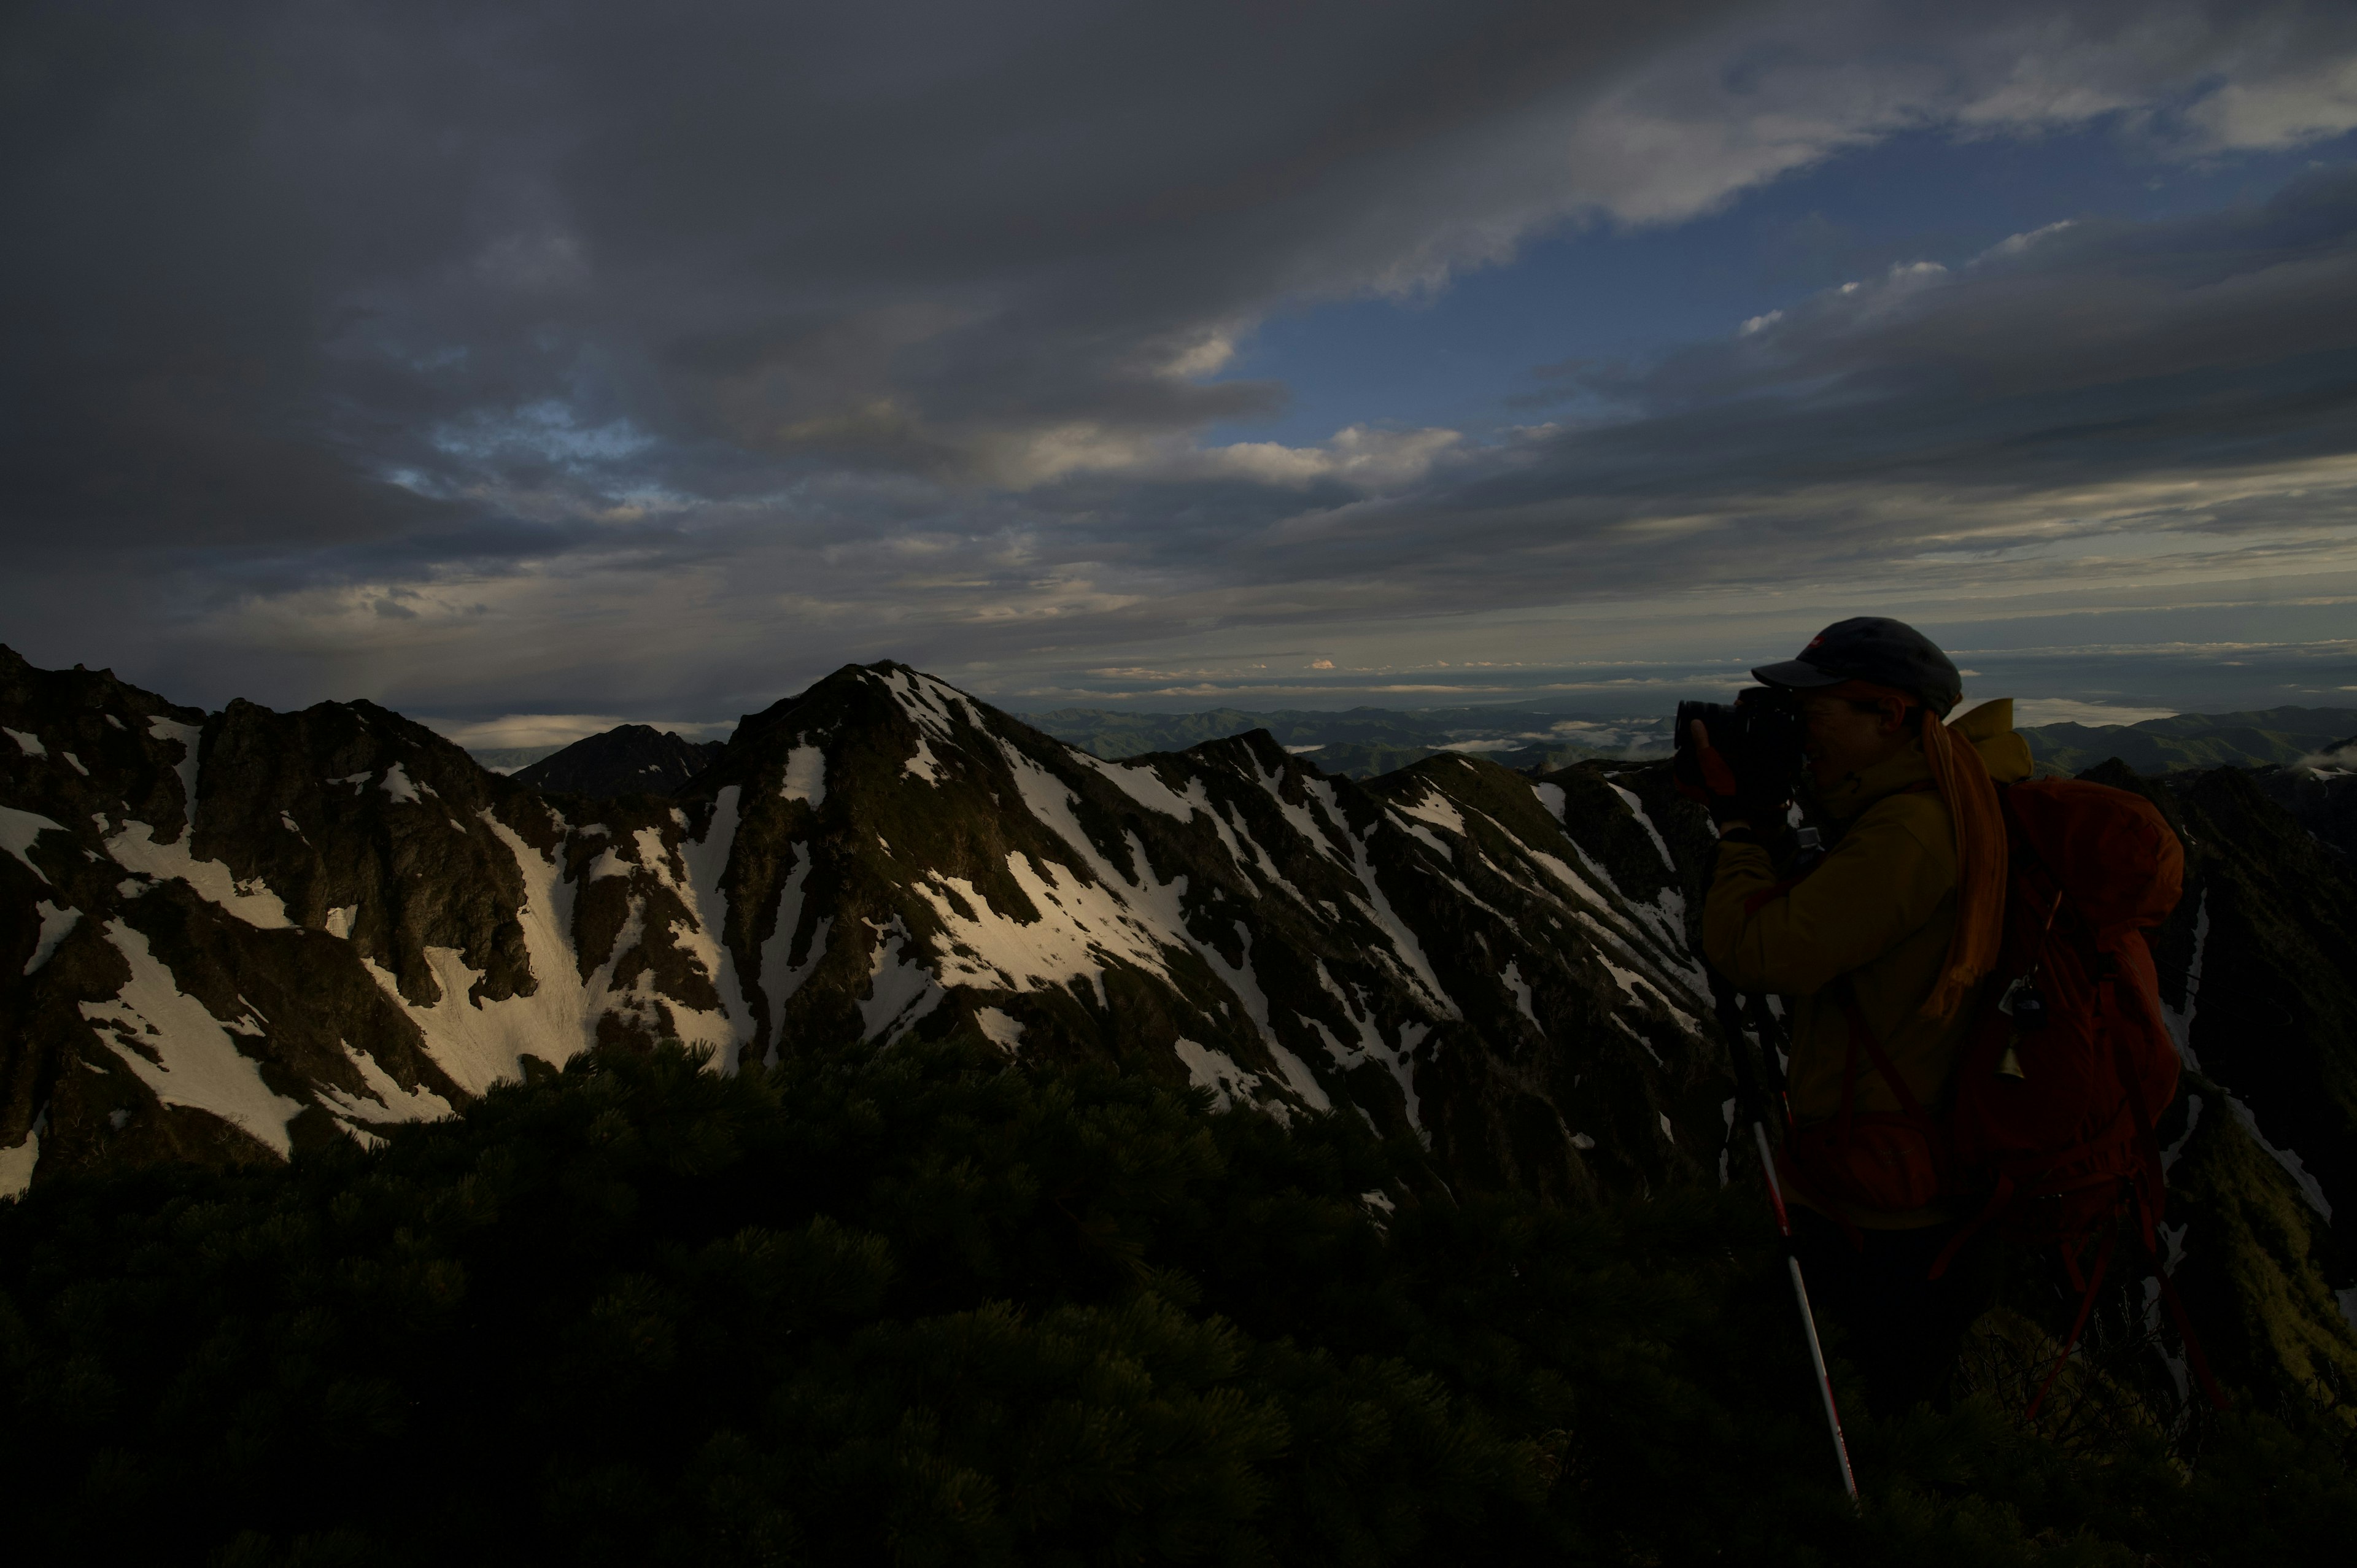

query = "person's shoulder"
[1951,699,2034,782]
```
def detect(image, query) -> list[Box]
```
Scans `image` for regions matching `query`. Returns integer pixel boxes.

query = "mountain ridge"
[6,644,2353,1415]
[0,648,1726,1210]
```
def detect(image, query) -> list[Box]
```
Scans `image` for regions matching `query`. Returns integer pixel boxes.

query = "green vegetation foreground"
[2,1041,2350,1566]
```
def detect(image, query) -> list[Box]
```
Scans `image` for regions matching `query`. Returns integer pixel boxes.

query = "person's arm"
[1702,803,1949,997]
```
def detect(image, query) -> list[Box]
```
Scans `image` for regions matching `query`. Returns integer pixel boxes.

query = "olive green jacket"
[1702,699,2034,1227]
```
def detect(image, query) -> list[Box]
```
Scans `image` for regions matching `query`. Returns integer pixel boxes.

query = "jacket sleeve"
[1701,803,1954,997]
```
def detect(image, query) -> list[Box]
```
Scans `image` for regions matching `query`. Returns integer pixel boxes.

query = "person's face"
[1802,693,1912,785]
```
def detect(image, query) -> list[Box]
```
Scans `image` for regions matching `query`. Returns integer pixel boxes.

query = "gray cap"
[1751,616,1964,716]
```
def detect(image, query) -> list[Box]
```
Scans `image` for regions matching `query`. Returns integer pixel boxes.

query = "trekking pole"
[1701,956,1860,1504]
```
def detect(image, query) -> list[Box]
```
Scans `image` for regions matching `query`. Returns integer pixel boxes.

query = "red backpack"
[1769,777,2225,1416]
[1938,778,2224,1416]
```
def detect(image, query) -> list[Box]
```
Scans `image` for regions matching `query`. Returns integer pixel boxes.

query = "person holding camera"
[1684,617,2034,1418]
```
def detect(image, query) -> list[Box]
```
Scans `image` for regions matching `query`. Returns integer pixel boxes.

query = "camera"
[1674,686,1809,809]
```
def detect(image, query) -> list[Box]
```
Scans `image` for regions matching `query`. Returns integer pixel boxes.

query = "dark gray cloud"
[4,0,1733,546]
[3,0,2356,728]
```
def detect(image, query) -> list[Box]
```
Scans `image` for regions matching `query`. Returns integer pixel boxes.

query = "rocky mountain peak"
[3,651,1727,1208]
[513,724,724,798]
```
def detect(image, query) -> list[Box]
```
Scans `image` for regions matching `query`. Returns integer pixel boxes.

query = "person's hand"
[1678,717,1772,830]
[1674,719,1748,826]
[1685,719,1735,787]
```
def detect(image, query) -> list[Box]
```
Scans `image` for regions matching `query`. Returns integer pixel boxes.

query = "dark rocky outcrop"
[2247,751,2357,863]
[2084,759,2357,1403]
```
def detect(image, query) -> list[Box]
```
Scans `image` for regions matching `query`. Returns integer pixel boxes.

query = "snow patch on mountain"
[0,1108,43,1197]
[23,900,78,974]
[315,1042,455,1135]
[1333,812,1458,1019]
[147,717,203,827]
[1,806,65,884]
[1503,960,1536,1025]
[973,1007,1026,1054]
[105,819,293,929]
[82,921,303,1156]
[1393,785,1468,845]
[379,762,430,804]
[1521,844,1609,917]
[780,746,827,807]
[1173,1038,1267,1113]
[861,914,943,1041]
[753,852,827,1039]
[1256,768,1353,867]
[360,812,597,1095]
[1309,960,1429,1137]
[881,668,964,786]
[1077,751,1202,822]
[920,852,1177,995]
[1264,1036,1333,1111]
[1581,914,1699,1027]
[674,789,752,1068]
[1613,1014,1666,1067]
[1609,783,1677,872]
[1201,922,1276,1042]
[904,735,946,784]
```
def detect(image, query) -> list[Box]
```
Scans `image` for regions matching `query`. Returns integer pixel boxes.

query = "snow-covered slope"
[0,651,1727,1202]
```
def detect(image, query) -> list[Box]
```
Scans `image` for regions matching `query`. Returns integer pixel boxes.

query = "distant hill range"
[1021,705,1673,776]
[467,701,2357,862]
[2016,706,2356,776]
[1018,701,2357,778]
[467,702,2357,791]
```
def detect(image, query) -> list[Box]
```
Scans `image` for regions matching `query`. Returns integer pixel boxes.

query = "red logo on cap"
[1806,635,1825,649]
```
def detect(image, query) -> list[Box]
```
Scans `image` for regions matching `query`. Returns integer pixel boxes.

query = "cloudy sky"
[7,0,2357,743]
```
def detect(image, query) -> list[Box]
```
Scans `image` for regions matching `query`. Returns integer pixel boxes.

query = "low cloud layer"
[4,0,2355,723]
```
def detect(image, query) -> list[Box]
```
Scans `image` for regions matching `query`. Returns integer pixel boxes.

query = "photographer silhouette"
[1681,617,2034,1418]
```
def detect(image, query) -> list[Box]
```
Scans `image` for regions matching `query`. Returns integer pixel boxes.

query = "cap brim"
[1749,658,1845,689]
